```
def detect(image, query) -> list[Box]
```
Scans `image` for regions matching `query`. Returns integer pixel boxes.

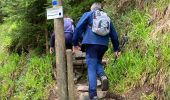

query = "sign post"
[52,0,68,100]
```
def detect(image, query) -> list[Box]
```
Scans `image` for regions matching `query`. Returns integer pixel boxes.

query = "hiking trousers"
[86,44,108,98]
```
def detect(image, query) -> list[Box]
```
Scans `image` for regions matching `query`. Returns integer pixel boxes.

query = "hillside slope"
[0,0,170,99]
[104,0,170,99]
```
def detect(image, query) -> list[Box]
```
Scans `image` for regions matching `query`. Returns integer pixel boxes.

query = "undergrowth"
[0,0,170,99]
[105,0,170,99]
[0,52,54,99]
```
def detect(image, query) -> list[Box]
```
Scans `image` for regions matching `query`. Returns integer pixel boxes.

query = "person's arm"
[72,24,75,33]
[72,12,90,46]
[109,22,121,56]
[50,33,55,54]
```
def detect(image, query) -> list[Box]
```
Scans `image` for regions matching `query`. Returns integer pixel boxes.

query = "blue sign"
[52,0,58,6]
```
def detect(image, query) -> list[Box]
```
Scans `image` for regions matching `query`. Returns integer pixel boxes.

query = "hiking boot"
[90,96,98,100]
[101,76,109,91]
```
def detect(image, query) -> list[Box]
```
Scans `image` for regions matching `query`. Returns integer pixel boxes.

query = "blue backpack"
[64,18,74,33]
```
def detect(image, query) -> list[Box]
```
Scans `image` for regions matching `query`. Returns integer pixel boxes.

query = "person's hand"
[72,46,81,53]
[50,47,54,54]
[114,51,121,58]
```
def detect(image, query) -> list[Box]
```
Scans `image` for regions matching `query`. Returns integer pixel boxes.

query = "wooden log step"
[73,51,86,60]
[73,59,109,67]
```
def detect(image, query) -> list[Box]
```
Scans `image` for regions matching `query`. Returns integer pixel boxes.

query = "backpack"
[92,10,110,36]
[64,18,74,33]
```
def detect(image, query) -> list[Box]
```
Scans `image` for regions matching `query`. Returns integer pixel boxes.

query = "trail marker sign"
[52,0,58,6]
[47,6,63,20]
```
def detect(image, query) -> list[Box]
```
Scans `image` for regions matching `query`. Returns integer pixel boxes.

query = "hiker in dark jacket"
[50,17,74,54]
[72,2,121,99]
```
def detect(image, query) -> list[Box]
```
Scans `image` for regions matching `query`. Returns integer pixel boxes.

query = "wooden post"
[54,0,68,100]
[66,49,75,100]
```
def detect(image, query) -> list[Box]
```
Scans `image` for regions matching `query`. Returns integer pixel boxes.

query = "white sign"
[47,6,63,20]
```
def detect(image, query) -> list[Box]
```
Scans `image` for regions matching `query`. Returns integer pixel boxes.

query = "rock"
[78,91,107,100]
[77,80,102,92]
[77,84,89,92]
[74,51,86,60]
[78,92,90,100]
[97,91,107,99]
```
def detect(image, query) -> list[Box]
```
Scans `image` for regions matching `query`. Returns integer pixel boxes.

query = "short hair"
[91,2,102,11]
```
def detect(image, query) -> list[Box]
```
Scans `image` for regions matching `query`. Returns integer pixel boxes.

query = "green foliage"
[104,1,170,96]
[141,92,156,100]
[63,0,102,22]
[106,51,145,92]
[0,0,170,99]
[0,52,54,99]
[0,0,49,53]
[0,53,21,99]
[0,0,103,53]
[166,84,170,100]
[154,0,170,11]
[0,21,13,51]
[15,54,54,100]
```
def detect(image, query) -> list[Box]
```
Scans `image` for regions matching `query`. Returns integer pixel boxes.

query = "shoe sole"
[101,78,109,91]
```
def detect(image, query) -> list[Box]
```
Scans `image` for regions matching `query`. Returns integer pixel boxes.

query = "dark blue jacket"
[50,32,73,48]
[72,11,120,51]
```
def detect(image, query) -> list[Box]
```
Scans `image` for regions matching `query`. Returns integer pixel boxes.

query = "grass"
[0,20,55,99]
[104,1,170,98]
[141,92,156,100]
[0,0,169,99]
[105,9,151,93]
[0,52,54,100]
[155,0,170,11]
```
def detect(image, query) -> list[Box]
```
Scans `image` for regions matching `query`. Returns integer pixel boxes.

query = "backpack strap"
[88,11,95,28]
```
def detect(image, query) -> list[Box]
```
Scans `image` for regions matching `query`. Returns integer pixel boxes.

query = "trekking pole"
[113,33,128,65]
